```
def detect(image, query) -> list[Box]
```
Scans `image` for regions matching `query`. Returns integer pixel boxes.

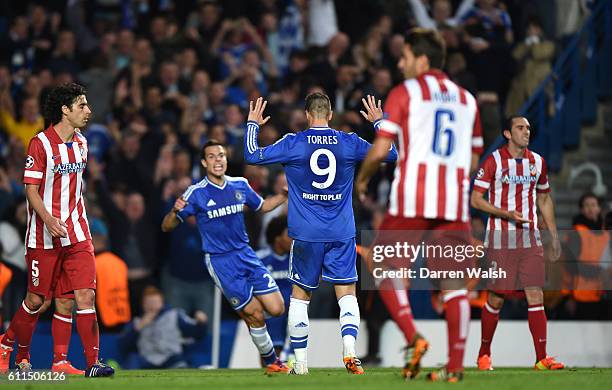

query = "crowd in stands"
[0,0,609,333]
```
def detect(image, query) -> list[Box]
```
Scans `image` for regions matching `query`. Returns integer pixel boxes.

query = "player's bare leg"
[52,298,84,375]
[377,276,429,379]
[525,287,564,370]
[478,291,504,371]
[288,285,311,375]
[74,289,113,377]
[427,279,470,383]
[0,291,44,373]
[241,293,289,374]
[334,283,364,374]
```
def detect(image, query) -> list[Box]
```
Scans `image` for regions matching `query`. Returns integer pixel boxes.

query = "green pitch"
[5,368,611,389]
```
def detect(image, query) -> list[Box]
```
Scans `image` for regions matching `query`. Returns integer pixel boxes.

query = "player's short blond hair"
[305,92,331,119]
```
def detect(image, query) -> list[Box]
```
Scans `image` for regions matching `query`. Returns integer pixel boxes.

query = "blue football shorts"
[288,237,357,291]
[205,247,279,311]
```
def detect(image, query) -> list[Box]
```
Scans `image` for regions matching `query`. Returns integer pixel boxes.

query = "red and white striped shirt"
[23,126,91,249]
[377,70,483,222]
[473,145,550,249]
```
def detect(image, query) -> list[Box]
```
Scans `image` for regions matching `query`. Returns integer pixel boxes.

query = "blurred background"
[0,0,611,369]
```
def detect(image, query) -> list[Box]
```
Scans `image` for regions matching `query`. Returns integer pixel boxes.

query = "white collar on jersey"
[205,176,227,190]
[309,126,331,130]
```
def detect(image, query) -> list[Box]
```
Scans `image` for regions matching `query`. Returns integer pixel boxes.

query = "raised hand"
[247,97,271,125]
[359,94,383,123]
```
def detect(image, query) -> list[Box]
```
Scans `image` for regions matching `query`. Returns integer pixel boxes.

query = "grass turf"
[2,367,611,389]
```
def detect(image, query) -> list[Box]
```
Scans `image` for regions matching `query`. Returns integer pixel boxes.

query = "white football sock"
[338,294,360,357]
[288,297,310,363]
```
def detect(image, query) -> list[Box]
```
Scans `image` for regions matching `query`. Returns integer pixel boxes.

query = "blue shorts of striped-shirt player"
[205,247,279,311]
[288,237,358,291]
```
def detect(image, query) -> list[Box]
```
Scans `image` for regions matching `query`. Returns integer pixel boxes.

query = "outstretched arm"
[355,136,394,200]
[355,95,398,162]
[354,95,398,199]
[244,97,294,165]
[161,197,187,232]
[260,191,288,213]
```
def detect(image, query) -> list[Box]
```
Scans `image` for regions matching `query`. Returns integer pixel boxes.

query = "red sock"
[379,279,417,344]
[479,302,500,357]
[528,304,547,361]
[76,309,99,367]
[12,302,41,362]
[52,313,73,364]
[444,290,470,373]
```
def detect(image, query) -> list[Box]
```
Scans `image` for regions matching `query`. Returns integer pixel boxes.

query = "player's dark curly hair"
[266,215,288,247]
[42,82,87,127]
[404,28,446,69]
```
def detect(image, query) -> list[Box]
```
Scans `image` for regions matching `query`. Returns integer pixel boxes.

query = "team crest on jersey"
[234,191,244,201]
[25,155,34,169]
[32,277,39,287]
[476,168,485,179]
[230,297,240,306]
[529,164,537,176]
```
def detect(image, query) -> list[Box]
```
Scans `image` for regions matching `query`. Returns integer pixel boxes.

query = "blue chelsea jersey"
[244,121,397,242]
[257,248,291,299]
[177,176,264,254]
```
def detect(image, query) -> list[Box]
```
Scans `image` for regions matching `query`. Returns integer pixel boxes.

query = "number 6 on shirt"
[432,109,456,157]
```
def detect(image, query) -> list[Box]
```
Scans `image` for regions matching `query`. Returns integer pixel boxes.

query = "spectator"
[2,16,33,83]
[111,29,135,73]
[117,286,207,369]
[89,158,158,315]
[106,130,153,194]
[505,18,555,116]
[408,0,475,30]
[0,96,44,153]
[276,0,305,75]
[48,30,81,78]
[307,0,338,47]
[79,53,115,123]
[29,4,59,70]
[565,193,610,319]
[184,0,223,56]
[461,0,514,102]
[92,218,131,331]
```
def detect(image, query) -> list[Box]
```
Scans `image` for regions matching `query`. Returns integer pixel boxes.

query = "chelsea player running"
[161,140,290,374]
[244,94,397,375]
